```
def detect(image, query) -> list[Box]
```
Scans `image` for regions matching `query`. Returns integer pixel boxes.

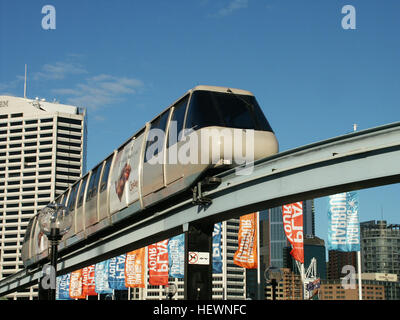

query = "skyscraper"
[264,199,315,268]
[0,95,86,299]
[327,250,357,280]
[360,220,400,277]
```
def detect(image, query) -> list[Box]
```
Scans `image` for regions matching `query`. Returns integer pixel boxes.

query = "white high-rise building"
[0,95,86,300]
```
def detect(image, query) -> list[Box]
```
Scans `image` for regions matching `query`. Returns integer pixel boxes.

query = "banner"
[57,274,72,300]
[69,269,85,299]
[327,192,360,252]
[125,248,146,288]
[95,260,113,294]
[234,213,258,269]
[168,234,185,279]
[282,202,304,263]
[148,240,169,285]
[82,265,97,296]
[212,223,223,273]
[108,254,127,290]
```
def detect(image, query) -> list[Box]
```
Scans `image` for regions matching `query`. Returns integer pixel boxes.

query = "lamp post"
[38,203,72,300]
[264,266,283,301]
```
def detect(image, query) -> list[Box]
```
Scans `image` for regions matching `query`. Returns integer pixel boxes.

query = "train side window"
[167,96,189,148]
[86,170,96,202]
[144,110,169,162]
[92,164,102,198]
[86,165,102,202]
[100,156,112,193]
[77,176,88,208]
[67,184,79,212]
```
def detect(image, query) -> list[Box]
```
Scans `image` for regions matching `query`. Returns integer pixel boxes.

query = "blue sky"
[1,0,399,252]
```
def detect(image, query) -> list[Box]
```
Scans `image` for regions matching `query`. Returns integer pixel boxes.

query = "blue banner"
[56,273,72,300]
[327,192,360,252]
[168,234,185,278]
[212,222,223,273]
[95,260,113,294]
[108,254,127,290]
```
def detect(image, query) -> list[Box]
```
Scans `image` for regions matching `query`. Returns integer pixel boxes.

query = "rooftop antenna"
[24,64,27,98]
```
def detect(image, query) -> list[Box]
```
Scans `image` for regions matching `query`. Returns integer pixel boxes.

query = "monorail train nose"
[253,130,279,161]
[195,127,279,167]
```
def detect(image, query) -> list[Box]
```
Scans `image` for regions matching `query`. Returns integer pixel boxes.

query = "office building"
[265,268,303,300]
[327,250,358,280]
[360,273,399,300]
[0,95,87,299]
[360,220,400,277]
[319,279,385,300]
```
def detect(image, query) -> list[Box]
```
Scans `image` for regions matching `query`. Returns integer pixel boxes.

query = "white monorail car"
[21,85,279,267]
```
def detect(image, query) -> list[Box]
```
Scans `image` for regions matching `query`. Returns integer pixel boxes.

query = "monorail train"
[21,85,279,267]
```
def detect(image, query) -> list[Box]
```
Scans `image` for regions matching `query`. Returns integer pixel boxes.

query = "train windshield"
[185,90,274,132]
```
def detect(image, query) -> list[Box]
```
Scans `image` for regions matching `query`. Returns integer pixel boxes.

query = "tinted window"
[67,184,79,212]
[167,96,189,147]
[100,156,112,193]
[185,90,273,132]
[86,165,102,202]
[77,176,88,208]
[144,110,170,162]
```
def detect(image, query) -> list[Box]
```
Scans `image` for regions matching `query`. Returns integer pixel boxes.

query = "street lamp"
[264,266,283,301]
[38,203,72,300]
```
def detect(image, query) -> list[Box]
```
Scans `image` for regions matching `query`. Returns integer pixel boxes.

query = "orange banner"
[125,248,146,288]
[69,269,86,299]
[148,240,169,286]
[234,212,258,269]
[282,202,304,263]
[82,265,97,296]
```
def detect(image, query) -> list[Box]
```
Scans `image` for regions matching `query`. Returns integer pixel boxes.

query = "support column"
[184,221,213,300]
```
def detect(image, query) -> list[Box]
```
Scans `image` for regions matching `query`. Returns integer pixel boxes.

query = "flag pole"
[353,124,362,301]
[357,251,362,300]
[24,64,27,98]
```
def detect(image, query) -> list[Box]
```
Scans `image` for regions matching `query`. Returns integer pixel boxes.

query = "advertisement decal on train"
[109,140,134,214]
[126,133,143,205]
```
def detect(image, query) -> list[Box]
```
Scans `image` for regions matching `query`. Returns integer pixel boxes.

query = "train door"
[142,110,171,196]
[75,173,90,235]
[165,95,189,185]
